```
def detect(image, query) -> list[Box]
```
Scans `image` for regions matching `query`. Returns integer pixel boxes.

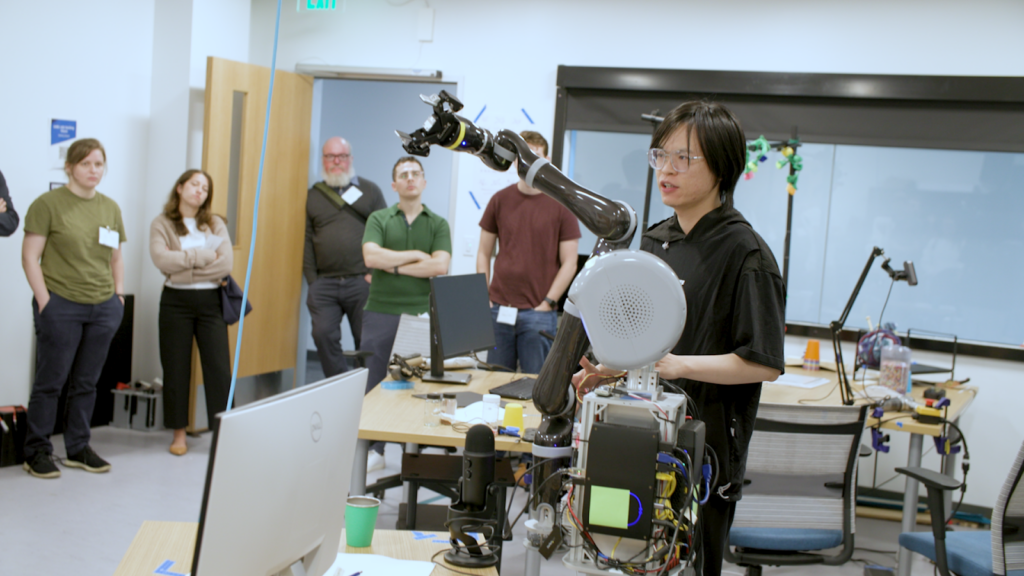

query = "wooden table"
[763,361,977,576]
[342,528,498,575]
[113,522,496,575]
[350,370,539,495]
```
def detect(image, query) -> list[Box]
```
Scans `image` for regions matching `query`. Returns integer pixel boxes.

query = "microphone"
[445,424,500,568]
[461,424,496,510]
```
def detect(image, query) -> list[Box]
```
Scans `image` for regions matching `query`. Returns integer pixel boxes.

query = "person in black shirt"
[577,101,786,575]
[0,169,19,237]
[304,137,387,379]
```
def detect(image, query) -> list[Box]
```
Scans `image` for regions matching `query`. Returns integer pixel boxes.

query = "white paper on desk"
[328,552,434,576]
[455,401,505,424]
[768,373,830,389]
[391,314,430,359]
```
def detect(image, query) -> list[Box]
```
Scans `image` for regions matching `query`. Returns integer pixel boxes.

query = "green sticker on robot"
[588,485,631,529]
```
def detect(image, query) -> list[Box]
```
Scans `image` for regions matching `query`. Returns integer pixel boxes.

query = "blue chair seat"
[729,527,843,551]
[898,530,996,576]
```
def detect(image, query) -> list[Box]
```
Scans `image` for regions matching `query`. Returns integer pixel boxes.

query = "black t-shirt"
[640,205,786,500]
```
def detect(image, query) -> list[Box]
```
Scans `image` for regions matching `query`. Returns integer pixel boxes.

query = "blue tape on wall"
[474,105,486,123]
[468,190,480,209]
[521,108,534,124]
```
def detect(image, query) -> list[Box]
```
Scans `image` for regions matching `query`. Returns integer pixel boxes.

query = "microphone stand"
[831,246,884,405]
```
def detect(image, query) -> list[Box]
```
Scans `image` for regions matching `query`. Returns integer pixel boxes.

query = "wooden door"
[188,57,312,430]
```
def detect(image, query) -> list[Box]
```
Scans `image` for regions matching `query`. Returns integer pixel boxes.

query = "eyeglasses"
[323,153,351,162]
[397,170,423,180]
[648,149,704,173]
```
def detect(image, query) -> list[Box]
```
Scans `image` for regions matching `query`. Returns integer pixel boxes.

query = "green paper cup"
[345,495,381,548]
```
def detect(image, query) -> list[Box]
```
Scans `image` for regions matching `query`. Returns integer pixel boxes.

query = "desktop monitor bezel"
[427,273,496,380]
[192,369,367,576]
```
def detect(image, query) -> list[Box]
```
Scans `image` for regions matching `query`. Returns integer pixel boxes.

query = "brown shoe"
[169,445,187,456]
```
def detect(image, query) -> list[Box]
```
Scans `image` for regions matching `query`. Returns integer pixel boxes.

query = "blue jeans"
[489,305,558,374]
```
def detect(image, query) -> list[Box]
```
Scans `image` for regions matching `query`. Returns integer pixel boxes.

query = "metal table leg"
[351,438,369,496]
[942,418,961,520]
[403,442,418,503]
[897,433,924,576]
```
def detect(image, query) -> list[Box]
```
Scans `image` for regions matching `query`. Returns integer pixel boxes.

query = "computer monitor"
[192,369,367,576]
[422,273,495,384]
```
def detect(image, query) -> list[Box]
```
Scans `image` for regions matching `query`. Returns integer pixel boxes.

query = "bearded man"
[303,136,387,377]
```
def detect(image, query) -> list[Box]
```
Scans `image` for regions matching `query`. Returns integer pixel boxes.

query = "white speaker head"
[568,250,686,371]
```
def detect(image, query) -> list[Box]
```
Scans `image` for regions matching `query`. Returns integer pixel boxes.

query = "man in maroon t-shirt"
[476,131,581,374]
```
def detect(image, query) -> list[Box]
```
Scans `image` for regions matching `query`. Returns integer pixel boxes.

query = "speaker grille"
[599,284,654,339]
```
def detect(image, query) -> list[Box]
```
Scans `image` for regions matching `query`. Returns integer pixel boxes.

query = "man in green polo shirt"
[360,156,451,467]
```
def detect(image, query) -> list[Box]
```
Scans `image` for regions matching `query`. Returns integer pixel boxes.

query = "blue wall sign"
[51,119,76,145]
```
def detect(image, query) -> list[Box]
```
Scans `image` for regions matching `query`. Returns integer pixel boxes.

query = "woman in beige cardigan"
[150,169,232,456]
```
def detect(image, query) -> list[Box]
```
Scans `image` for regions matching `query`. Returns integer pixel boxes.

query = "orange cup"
[803,340,820,371]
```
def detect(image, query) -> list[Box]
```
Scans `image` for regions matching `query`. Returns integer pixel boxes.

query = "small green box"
[588,485,630,529]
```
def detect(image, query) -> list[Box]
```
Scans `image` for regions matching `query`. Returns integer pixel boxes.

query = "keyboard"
[489,377,536,400]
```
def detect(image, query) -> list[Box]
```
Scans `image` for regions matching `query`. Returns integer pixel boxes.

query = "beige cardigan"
[149,214,233,285]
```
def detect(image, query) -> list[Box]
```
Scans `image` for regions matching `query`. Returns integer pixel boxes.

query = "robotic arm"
[398,91,636,250]
[398,90,639,416]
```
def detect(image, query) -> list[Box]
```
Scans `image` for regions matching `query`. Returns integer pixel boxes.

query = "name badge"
[497,306,518,326]
[99,226,119,248]
[341,186,363,205]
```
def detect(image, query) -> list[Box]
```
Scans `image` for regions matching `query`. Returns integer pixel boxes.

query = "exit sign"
[298,0,336,11]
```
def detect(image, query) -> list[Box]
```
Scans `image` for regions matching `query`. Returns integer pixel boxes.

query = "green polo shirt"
[24,187,126,304]
[362,203,451,315]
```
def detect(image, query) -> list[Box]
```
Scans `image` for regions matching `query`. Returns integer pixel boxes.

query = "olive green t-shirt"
[24,187,126,304]
[362,203,451,315]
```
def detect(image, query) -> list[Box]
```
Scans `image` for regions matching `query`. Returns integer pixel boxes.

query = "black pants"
[307,275,370,377]
[699,495,736,576]
[159,287,230,431]
[26,293,123,457]
[359,309,403,456]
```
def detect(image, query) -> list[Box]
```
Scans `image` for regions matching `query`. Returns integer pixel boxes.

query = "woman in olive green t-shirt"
[20,138,126,479]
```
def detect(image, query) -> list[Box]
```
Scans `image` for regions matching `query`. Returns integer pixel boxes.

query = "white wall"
[0,0,253,405]
[134,0,253,382]
[247,0,1024,507]
[0,0,157,406]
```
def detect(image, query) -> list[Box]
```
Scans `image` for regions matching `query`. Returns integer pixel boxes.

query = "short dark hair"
[392,156,424,181]
[520,131,549,157]
[651,101,746,208]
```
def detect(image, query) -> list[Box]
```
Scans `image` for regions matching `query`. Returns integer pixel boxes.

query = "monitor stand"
[421,370,473,385]
[276,559,307,576]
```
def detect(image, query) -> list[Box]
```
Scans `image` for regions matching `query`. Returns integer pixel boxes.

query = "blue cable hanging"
[225,0,284,411]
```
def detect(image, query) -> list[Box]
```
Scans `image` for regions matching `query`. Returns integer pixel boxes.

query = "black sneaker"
[65,446,111,473]
[23,452,61,479]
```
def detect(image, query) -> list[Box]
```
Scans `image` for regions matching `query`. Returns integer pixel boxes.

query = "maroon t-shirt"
[479,184,581,309]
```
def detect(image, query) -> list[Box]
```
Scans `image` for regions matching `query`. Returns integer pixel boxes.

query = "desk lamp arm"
[830,246,884,405]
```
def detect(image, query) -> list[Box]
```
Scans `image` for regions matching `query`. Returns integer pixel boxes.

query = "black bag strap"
[313,182,369,224]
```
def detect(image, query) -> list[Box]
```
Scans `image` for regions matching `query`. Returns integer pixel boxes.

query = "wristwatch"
[544,297,557,309]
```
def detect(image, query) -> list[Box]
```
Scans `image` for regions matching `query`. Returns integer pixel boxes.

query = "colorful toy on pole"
[744,135,771,179]
[776,143,803,195]
[741,130,804,304]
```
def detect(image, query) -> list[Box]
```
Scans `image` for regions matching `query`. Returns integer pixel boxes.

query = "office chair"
[725,403,869,575]
[897,438,1024,576]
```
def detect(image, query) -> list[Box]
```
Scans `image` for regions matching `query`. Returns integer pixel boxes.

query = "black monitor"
[422,273,495,384]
